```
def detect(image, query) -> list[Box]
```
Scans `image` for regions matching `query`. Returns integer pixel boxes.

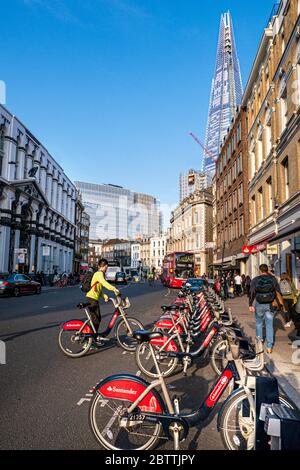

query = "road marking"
[86,393,93,397]
[122,351,127,355]
[42,306,50,309]
[77,398,91,406]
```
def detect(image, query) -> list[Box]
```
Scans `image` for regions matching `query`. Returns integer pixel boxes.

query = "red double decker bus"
[162,252,195,288]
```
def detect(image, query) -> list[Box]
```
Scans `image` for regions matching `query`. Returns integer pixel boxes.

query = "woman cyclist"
[86,259,120,339]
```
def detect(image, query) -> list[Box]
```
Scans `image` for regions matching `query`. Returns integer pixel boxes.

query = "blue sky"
[2,0,275,212]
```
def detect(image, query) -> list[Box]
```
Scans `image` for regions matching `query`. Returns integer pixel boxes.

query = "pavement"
[225,295,300,410]
[0,282,225,450]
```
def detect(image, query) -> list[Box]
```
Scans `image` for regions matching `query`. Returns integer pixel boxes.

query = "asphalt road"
[0,281,225,450]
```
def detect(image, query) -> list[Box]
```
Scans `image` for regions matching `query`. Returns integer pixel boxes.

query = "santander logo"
[209,375,229,402]
[106,385,137,396]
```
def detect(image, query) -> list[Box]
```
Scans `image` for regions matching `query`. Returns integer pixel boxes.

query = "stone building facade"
[0,105,76,276]
[242,0,300,286]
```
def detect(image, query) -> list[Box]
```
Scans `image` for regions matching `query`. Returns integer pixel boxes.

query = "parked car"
[0,273,42,297]
[183,278,206,293]
[115,272,127,285]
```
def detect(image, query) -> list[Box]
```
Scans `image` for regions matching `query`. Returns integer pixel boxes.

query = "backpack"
[81,271,94,293]
[255,275,276,304]
[295,295,300,314]
[279,279,292,296]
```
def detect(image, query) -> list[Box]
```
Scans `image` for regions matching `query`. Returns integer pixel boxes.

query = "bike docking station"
[257,376,300,450]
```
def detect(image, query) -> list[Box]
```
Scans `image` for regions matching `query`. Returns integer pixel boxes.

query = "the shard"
[203,11,243,175]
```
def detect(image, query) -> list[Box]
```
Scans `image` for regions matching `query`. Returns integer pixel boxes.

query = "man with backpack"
[249,264,284,354]
[81,259,120,340]
[279,273,298,328]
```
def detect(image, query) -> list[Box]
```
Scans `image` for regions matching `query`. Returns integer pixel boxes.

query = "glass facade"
[203,12,243,176]
[75,181,160,240]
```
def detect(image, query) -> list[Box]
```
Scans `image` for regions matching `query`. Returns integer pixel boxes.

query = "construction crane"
[188,132,217,162]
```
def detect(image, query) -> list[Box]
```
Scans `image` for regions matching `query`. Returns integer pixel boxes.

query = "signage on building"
[242,246,254,254]
[14,248,27,255]
[231,255,237,266]
[205,242,216,249]
[267,244,278,255]
[242,242,268,255]
[42,246,50,257]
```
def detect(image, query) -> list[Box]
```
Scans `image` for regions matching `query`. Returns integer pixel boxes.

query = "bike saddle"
[133,330,163,343]
[77,302,91,309]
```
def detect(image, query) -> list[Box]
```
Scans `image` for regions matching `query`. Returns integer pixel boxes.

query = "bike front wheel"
[210,338,229,376]
[58,329,92,358]
[89,392,161,450]
[219,389,295,450]
[135,341,179,378]
[115,317,144,352]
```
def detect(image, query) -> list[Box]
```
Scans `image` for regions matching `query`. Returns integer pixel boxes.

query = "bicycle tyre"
[219,388,295,450]
[210,338,229,376]
[89,391,161,450]
[135,341,179,378]
[115,317,144,352]
[58,329,92,358]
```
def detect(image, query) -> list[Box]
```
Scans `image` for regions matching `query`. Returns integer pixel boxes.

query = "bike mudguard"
[61,320,92,334]
[154,319,183,334]
[150,336,179,352]
[96,374,167,414]
[216,386,244,432]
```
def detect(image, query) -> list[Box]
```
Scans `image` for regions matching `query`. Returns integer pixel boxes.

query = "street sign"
[267,244,278,255]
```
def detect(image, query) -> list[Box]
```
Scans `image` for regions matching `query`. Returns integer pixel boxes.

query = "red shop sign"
[242,246,254,254]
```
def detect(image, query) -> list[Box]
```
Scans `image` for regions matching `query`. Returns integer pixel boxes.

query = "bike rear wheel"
[58,329,92,358]
[89,392,161,450]
[219,389,295,450]
[115,317,144,352]
[135,341,179,378]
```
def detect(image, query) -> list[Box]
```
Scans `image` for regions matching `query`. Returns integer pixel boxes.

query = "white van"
[105,266,120,282]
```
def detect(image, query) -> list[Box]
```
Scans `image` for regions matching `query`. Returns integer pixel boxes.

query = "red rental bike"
[58,296,143,358]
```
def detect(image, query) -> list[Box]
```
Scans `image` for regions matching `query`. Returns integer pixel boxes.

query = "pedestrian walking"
[249,264,284,353]
[245,275,251,298]
[279,273,298,328]
[234,272,243,296]
[291,293,300,338]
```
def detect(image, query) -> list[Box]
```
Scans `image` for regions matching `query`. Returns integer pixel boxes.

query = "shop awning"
[269,219,300,245]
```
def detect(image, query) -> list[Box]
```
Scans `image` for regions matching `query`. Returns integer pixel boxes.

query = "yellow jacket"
[86,270,118,301]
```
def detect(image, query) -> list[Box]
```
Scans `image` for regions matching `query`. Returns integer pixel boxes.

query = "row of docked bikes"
[58,284,300,451]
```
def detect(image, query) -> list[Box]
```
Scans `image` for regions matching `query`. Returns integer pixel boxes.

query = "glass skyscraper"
[203,11,243,175]
[75,181,161,241]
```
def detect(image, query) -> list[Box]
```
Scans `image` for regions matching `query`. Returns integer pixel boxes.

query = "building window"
[233,161,237,181]
[223,178,227,193]
[257,130,263,169]
[266,176,273,213]
[280,73,288,133]
[239,215,244,236]
[237,154,243,173]
[227,170,231,188]
[252,195,256,225]
[231,135,235,152]
[0,130,4,177]
[229,224,232,241]
[282,157,289,200]
[237,123,241,143]
[233,190,237,210]
[258,187,264,220]
[228,196,232,215]
[239,184,243,206]
[220,160,223,175]
[227,143,231,162]
[223,152,226,168]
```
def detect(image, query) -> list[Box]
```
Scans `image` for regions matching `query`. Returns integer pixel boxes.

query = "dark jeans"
[283,299,294,323]
[235,285,242,296]
[87,298,101,332]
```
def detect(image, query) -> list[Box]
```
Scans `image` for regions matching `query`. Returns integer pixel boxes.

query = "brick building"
[213,106,249,274]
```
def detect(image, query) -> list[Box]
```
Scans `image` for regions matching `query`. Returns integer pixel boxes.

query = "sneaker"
[284,322,292,328]
[266,348,273,354]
